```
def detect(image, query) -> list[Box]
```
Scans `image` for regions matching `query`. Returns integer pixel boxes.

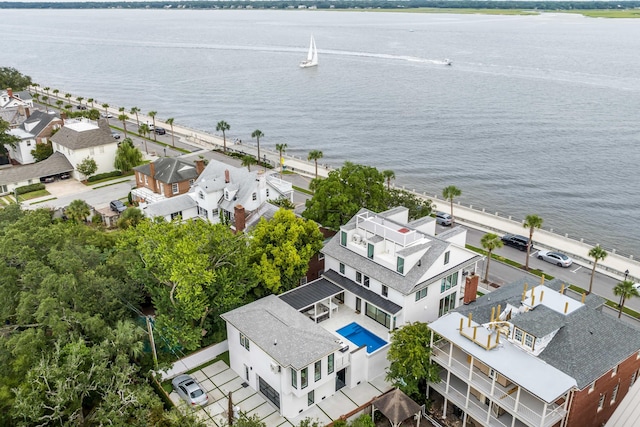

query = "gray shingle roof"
[323,270,402,314]
[322,209,481,295]
[455,278,640,389]
[20,110,59,138]
[51,123,115,150]
[279,278,343,310]
[0,152,73,185]
[510,305,566,337]
[134,157,199,184]
[221,295,341,370]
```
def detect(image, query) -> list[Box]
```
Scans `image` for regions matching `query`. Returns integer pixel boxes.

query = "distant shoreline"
[1,2,640,19]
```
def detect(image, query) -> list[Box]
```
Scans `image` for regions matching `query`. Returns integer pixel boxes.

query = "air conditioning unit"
[352,234,362,244]
[270,363,281,373]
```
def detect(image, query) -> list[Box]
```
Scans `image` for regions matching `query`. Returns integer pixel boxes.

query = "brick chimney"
[225,169,230,183]
[97,118,110,134]
[195,159,205,175]
[464,273,479,305]
[148,161,156,190]
[234,205,246,233]
[7,88,13,98]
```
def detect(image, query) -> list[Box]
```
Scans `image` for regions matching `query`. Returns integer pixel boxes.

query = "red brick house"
[132,158,205,202]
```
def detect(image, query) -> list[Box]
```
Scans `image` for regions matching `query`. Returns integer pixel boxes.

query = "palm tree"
[41,95,49,112]
[148,111,157,142]
[613,280,639,318]
[76,96,84,107]
[32,93,40,102]
[241,155,256,171]
[31,83,39,94]
[166,118,175,147]
[52,89,59,99]
[119,113,130,138]
[216,120,230,153]
[523,214,543,271]
[138,123,150,154]
[251,129,264,170]
[43,87,50,98]
[587,245,608,294]
[382,170,395,190]
[130,107,140,128]
[55,100,63,109]
[442,185,462,225]
[102,103,109,120]
[480,233,503,283]
[276,143,287,178]
[87,98,94,108]
[118,106,125,114]
[307,149,323,180]
[66,199,91,224]
[64,93,72,103]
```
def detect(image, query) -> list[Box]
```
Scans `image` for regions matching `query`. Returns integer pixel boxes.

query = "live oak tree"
[121,219,257,350]
[0,67,32,91]
[303,162,387,229]
[385,188,433,220]
[386,322,440,400]
[249,209,324,296]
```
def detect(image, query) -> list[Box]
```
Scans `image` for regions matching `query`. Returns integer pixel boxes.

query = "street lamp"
[618,270,630,307]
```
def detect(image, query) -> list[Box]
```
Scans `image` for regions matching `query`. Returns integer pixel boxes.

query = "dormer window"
[524,333,534,349]
[397,257,404,274]
[225,190,229,200]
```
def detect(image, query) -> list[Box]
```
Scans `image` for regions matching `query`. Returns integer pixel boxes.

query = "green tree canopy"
[0,67,32,91]
[523,214,543,270]
[303,162,387,229]
[249,209,324,296]
[0,118,20,157]
[66,199,91,223]
[30,141,53,162]
[77,156,98,178]
[385,188,433,220]
[386,322,440,400]
[114,137,144,172]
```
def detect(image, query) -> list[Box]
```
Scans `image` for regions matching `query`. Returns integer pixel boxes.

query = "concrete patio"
[170,360,392,427]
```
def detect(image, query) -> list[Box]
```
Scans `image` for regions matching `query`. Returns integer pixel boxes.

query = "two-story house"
[50,119,118,180]
[8,110,62,164]
[140,159,293,224]
[0,88,33,109]
[428,278,640,427]
[132,157,205,203]
[221,206,481,418]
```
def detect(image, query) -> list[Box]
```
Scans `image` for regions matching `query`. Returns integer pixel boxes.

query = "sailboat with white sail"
[299,35,318,68]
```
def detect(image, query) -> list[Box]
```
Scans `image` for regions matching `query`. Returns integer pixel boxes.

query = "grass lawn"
[293,185,313,196]
[19,189,50,200]
[87,171,134,186]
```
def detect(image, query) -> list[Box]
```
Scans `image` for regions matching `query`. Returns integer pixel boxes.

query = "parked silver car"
[436,211,453,226]
[537,250,573,268]
[172,374,209,407]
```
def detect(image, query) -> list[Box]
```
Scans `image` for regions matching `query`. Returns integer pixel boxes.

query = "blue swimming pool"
[336,322,387,353]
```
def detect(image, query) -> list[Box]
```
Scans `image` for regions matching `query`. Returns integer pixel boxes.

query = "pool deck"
[317,306,391,349]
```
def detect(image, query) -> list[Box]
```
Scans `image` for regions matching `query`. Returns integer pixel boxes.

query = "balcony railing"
[432,343,567,427]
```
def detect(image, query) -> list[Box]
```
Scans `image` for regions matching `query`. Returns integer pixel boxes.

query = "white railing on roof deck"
[355,212,422,247]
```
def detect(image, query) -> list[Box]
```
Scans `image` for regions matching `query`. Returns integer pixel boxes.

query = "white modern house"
[140,159,293,226]
[221,206,481,418]
[50,119,118,180]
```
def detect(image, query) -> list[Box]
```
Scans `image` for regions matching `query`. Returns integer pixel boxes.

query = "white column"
[540,402,548,427]
[468,355,474,380]
[514,387,521,411]
[443,397,448,420]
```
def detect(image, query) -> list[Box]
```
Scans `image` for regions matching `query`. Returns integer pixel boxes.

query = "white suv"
[436,212,453,226]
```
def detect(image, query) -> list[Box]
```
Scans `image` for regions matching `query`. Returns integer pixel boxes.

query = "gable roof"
[455,278,640,389]
[142,193,197,218]
[50,122,115,150]
[134,157,199,184]
[221,294,341,370]
[0,152,73,185]
[19,110,60,138]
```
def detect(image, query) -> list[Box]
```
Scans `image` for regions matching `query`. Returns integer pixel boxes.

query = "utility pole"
[146,316,158,370]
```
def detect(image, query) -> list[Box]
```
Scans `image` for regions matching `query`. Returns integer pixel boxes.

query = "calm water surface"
[2,9,639,256]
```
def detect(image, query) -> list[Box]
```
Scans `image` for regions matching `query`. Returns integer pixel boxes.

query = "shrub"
[87,171,123,182]
[15,183,45,195]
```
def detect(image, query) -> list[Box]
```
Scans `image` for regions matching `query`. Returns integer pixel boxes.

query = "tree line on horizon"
[1,1,640,10]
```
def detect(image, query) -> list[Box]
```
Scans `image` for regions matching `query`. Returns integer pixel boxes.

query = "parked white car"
[537,250,573,268]
[172,374,209,407]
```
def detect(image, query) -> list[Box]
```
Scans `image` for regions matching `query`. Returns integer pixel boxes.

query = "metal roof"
[323,269,402,315]
[279,278,343,310]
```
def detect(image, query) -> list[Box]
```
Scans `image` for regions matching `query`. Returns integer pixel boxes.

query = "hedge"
[87,171,123,182]
[16,183,45,195]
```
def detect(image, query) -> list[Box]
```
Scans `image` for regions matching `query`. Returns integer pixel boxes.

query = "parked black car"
[154,127,166,135]
[501,234,533,252]
[110,200,127,213]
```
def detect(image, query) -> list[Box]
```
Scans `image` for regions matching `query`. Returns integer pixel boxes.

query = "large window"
[444,251,450,265]
[259,376,280,409]
[172,183,179,194]
[415,287,428,301]
[328,354,334,374]
[363,276,370,287]
[339,263,345,274]
[308,390,314,406]
[397,257,404,274]
[291,368,297,389]
[341,231,347,246]
[524,333,534,349]
[367,243,374,259]
[301,367,308,389]
[314,360,321,381]
[365,303,391,328]
[356,272,362,283]
[382,285,388,297]
[438,292,456,316]
[514,328,523,343]
[441,272,459,293]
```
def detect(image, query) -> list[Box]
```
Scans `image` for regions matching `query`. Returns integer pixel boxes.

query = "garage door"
[258,376,280,409]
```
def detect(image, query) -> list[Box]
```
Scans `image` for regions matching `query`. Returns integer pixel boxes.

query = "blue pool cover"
[336,322,387,353]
